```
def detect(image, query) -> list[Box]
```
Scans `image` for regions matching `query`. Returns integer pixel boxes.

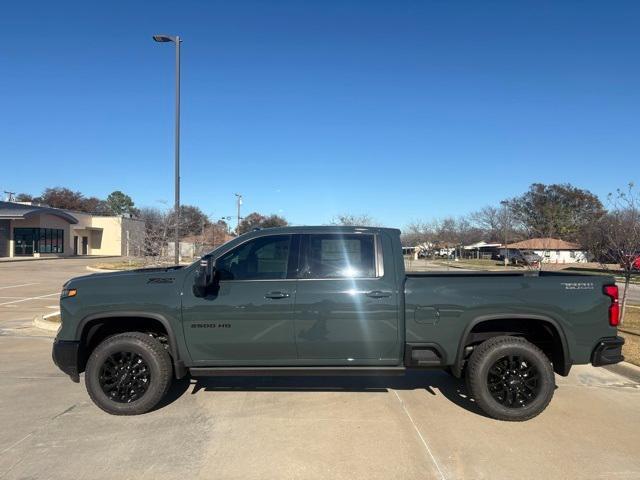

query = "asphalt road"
[0,257,104,330]
[0,258,639,479]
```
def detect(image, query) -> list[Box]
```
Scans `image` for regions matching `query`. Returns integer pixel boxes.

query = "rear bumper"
[591,336,625,367]
[52,339,81,383]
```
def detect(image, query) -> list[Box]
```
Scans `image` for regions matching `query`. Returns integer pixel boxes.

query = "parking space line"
[0,293,59,306]
[392,390,447,480]
[0,283,39,290]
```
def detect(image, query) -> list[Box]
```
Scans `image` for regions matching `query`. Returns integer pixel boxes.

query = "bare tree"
[584,183,640,323]
[136,207,177,265]
[331,213,379,227]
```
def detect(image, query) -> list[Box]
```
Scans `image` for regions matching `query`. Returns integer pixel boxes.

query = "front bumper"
[591,336,625,367]
[52,339,81,383]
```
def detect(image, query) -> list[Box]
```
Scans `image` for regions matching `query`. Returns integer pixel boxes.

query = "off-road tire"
[466,335,555,421]
[85,332,172,415]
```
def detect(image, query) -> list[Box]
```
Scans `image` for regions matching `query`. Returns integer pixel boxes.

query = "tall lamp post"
[235,193,243,235]
[153,34,181,265]
[500,200,510,267]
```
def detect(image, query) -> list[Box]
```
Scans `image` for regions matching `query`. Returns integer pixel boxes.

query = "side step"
[189,366,406,377]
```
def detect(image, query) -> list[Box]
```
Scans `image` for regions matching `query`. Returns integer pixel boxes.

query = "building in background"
[503,238,590,264]
[0,201,143,258]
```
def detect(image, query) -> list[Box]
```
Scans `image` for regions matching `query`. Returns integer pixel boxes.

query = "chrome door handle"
[265,291,290,299]
[365,290,392,298]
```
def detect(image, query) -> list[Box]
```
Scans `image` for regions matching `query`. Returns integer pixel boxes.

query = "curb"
[33,311,61,332]
[0,255,118,264]
[604,361,640,384]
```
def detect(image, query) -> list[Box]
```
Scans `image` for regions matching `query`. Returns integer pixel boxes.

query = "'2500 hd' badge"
[191,323,231,329]
[560,282,594,290]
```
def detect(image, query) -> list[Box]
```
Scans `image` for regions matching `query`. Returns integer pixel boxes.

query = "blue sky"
[1,1,639,228]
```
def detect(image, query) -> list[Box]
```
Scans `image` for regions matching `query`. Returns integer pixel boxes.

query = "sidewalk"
[0,255,118,263]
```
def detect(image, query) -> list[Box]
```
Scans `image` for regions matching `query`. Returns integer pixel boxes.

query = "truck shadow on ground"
[158,370,490,418]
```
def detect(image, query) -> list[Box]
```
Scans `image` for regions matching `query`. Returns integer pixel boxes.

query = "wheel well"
[460,318,568,376]
[78,317,171,373]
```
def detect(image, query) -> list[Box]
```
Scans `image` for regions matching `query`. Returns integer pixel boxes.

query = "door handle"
[265,291,290,299]
[365,290,392,299]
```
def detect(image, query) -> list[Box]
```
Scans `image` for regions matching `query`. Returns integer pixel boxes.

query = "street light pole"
[500,200,509,267]
[235,193,243,235]
[153,34,182,265]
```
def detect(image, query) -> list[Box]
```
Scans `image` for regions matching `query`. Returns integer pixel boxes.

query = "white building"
[504,238,590,264]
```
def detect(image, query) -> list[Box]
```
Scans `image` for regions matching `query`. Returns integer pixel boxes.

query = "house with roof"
[0,201,143,258]
[503,238,590,264]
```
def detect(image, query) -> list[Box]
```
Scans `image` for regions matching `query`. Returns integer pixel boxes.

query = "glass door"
[14,230,35,256]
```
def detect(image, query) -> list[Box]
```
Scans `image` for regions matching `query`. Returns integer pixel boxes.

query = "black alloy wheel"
[486,354,540,408]
[99,351,151,403]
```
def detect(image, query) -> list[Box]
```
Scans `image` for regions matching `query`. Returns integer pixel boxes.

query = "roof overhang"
[72,226,103,231]
[22,209,79,224]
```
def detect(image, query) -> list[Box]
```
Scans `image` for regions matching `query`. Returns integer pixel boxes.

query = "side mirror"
[193,256,215,297]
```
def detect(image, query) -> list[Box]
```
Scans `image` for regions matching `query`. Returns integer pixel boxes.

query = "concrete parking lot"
[1,259,639,479]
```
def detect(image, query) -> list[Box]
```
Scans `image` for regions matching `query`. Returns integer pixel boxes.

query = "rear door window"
[301,234,376,279]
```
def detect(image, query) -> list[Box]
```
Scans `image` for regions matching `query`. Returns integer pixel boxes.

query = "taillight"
[603,285,620,327]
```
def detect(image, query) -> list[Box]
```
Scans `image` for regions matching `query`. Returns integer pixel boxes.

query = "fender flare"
[452,313,571,377]
[76,311,187,378]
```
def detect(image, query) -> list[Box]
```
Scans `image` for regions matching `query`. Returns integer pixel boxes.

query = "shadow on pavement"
[159,370,490,418]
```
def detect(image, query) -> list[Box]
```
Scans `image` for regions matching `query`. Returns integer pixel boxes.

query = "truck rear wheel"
[85,332,172,415]
[466,336,555,421]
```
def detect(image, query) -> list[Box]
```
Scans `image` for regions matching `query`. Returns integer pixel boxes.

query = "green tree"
[237,212,288,234]
[106,191,136,215]
[507,183,604,241]
[167,205,210,237]
[15,193,35,202]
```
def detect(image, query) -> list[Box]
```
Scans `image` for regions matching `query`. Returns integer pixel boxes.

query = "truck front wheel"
[85,332,173,415]
[466,336,555,421]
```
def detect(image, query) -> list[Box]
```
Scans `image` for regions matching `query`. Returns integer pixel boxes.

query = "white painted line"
[392,390,447,480]
[0,293,59,306]
[0,283,39,290]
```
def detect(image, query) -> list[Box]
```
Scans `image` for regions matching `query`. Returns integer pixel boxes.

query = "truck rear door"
[293,232,400,364]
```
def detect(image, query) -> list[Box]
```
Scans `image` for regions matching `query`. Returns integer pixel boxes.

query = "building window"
[14,228,64,255]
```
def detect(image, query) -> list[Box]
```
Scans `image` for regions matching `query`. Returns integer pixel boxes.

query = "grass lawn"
[90,260,149,270]
[432,259,520,271]
[620,306,640,367]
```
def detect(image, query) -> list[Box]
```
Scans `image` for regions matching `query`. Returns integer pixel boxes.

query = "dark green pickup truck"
[53,226,624,421]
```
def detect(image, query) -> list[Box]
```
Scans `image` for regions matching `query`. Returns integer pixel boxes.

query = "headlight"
[61,288,77,299]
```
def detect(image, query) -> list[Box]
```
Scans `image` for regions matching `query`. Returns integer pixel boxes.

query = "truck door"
[181,234,299,363]
[293,233,400,364]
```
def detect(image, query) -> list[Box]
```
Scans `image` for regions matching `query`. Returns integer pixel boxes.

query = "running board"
[189,366,406,377]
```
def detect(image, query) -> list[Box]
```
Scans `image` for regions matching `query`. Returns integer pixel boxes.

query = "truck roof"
[240,225,401,236]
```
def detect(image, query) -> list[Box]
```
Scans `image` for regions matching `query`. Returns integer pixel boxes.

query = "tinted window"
[303,234,376,278]
[215,235,291,280]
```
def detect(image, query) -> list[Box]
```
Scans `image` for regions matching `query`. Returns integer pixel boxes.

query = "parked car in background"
[621,255,640,271]
[510,250,543,266]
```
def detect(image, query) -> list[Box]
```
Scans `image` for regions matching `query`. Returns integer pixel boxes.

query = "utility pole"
[235,193,243,235]
[4,191,16,202]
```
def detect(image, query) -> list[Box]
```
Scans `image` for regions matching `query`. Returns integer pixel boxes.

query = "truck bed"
[403,270,617,370]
